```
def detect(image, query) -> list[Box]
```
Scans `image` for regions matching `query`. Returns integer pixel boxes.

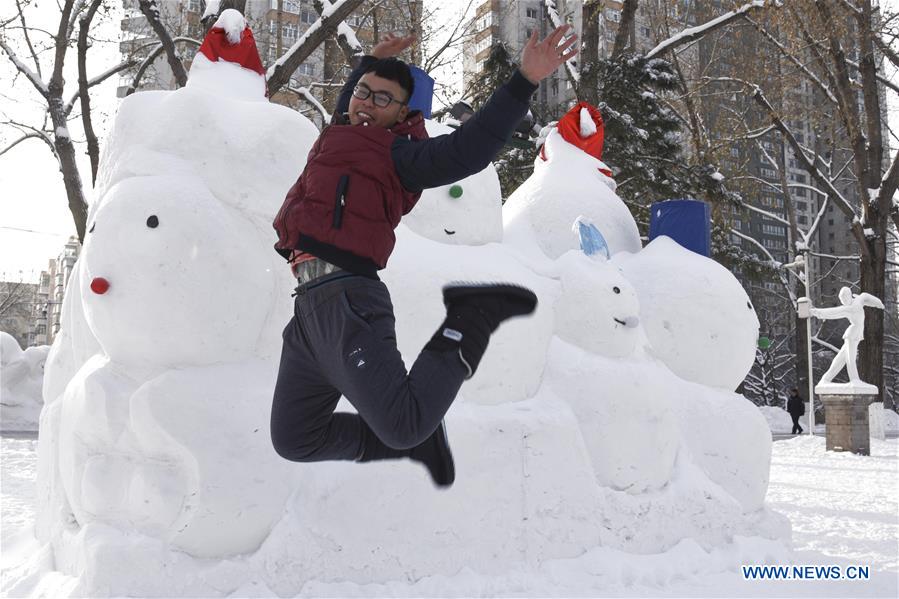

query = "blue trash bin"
[649,199,711,257]
[408,65,434,118]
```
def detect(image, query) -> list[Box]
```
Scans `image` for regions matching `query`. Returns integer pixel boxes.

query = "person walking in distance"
[787,387,805,435]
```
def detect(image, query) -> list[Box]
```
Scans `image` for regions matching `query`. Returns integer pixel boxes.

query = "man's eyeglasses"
[352,83,406,108]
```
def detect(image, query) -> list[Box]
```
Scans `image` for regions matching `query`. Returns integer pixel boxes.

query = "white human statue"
[811,286,884,391]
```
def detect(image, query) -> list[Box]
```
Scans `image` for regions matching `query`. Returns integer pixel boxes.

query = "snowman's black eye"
[613,286,621,294]
[147,215,159,228]
[88,222,95,233]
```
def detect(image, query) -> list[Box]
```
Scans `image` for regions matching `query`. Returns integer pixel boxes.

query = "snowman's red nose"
[90,277,110,295]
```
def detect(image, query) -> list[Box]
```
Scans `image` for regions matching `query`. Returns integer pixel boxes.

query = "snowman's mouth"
[444,229,456,235]
[613,317,627,326]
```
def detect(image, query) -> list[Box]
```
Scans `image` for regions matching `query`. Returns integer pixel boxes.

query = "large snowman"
[37,11,314,560]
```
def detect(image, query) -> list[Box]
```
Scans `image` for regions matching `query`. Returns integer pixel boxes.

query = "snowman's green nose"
[449,185,463,199]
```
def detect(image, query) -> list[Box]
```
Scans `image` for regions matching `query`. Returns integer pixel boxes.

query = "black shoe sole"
[442,282,538,315]
[432,420,455,488]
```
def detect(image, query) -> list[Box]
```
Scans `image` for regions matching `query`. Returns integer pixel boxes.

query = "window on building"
[790,173,807,183]
[794,187,806,197]
[730,147,739,157]
[640,26,651,37]
[280,0,301,13]
[346,14,363,27]
[476,12,492,31]
[798,215,808,224]
[827,218,834,226]
[797,201,807,211]
[476,36,491,53]
[759,167,776,179]
[297,62,314,75]
[551,78,559,94]
[526,7,538,19]
[283,22,298,39]
[187,0,202,13]
[605,9,621,22]
[300,9,316,24]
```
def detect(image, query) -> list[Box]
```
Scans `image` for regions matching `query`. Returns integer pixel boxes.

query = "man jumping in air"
[271,27,579,488]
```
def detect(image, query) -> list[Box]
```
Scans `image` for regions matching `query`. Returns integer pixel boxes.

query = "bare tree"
[1,0,137,242]
[719,0,899,405]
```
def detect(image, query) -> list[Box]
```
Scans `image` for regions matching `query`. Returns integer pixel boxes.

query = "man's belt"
[294,257,342,284]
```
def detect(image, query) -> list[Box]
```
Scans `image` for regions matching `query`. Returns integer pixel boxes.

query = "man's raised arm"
[393,26,578,192]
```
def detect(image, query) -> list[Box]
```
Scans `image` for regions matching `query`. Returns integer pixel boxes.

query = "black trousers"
[270,272,467,462]
[790,413,803,434]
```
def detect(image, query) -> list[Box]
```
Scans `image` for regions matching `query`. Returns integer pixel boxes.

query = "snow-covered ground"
[3,434,896,597]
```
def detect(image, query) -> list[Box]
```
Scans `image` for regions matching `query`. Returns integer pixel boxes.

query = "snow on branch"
[741,200,791,228]
[0,132,54,159]
[0,121,58,162]
[0,37,48,97]
[289,85,330,123]
[645,0,772,60]
[267,0,366,96]
[544,0,579,83]
[732,228,778,264]
[313,0,363,64]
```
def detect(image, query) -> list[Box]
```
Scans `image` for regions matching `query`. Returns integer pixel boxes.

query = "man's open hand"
[372,33,416,59]
[520,25,579,85]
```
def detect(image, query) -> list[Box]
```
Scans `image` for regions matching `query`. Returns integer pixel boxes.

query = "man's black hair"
[364,58,415,102]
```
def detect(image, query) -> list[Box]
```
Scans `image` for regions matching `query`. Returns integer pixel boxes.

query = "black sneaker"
[442,282,538,328]
[429,282,538,377]
[410,420,455,488]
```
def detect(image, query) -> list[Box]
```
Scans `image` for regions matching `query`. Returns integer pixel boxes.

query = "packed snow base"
[0,332,49,432]
[32,55,784,596]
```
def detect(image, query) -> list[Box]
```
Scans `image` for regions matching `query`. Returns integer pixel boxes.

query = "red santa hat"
[540,101,612,178]
[197,9,266,77]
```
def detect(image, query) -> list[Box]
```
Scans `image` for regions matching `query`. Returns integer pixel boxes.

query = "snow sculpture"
[504,102,642,261]
[31,39,784,595]
[552,251,641,358]
[401,119,504,245]
[811,286,884,393]
[0,332,49,431]
[613,236,760,391]
[38,10,307,560]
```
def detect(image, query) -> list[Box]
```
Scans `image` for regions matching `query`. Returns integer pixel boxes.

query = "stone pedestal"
[818,391,878,455]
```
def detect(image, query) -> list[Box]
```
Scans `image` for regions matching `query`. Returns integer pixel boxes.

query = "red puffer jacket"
[273,113,428,277]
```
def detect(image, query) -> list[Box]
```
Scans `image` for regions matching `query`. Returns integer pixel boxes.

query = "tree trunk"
[47,92,88,242]
[611,0,639,58]
[138,0,189,88]
[578,0,602,105]
[77,0,103,187]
